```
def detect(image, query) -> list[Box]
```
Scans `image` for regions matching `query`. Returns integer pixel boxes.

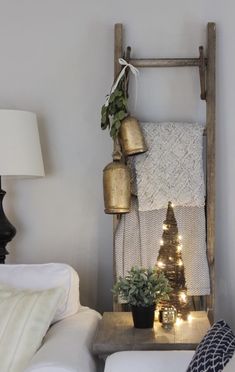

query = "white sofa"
[25,307,100,372]
[0,263,101,372]
[104,350,235,372]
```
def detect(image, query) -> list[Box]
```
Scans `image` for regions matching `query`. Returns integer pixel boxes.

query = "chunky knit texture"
[128,122,205,211]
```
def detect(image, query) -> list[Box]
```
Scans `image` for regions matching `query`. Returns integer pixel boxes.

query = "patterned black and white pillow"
[187,320,235,372]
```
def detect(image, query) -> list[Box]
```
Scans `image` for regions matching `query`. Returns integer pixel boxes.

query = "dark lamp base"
[0,183,16,263]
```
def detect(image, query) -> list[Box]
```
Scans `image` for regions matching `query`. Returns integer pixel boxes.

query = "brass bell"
[103,161,131,214]
[119,116,147,156]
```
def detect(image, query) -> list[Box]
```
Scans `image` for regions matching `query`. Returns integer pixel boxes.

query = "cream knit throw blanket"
[128,122,205,211]
[115,197,210,296]
[115,121,210,296]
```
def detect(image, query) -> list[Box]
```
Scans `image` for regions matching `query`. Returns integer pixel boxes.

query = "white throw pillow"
[0,263,80,322]
[0,283,63,372]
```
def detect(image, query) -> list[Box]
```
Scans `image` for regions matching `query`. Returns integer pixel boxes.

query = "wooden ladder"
[113,23,216,324]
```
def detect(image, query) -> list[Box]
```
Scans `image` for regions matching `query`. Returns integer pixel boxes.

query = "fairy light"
[157,261,165,269]
[179,292,187,303]
[177,244,182,252]
[175,317,182,325]
[187,314,192,322]
[154,309,159,321]
[169,256,173,261]
[178,235,182,241]
[178,259,183,267]
[163,224,168,231]
[160,239,164,246]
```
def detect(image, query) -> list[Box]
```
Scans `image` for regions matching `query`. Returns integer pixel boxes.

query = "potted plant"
[113,266,172,329]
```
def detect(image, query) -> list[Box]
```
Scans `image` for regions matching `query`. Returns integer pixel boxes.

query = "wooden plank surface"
[206,22,216,324]
[113,23,123,312]
[93,311,210,357]
[130,58,207,68]
[114,24,123,78]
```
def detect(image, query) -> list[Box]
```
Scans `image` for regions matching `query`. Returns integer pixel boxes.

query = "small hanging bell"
[119,116,147,156]
[103,160,131,214]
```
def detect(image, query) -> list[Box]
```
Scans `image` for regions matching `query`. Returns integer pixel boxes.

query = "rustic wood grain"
[199,46,206,100]
[114,24,123,78]
[113,24,123,312]
[206,23,216,324]
[130,58,207,68]
[93,311,210,358]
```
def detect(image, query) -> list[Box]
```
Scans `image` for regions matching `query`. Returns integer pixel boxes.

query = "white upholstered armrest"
[104,351,235,372]
[104,351,194,372]
[25,307,101,372]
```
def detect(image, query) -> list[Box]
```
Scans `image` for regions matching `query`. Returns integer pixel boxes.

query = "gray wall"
[1,0,234,325]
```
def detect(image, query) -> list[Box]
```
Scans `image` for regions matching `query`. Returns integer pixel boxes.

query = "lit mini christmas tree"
[156,201,190,320]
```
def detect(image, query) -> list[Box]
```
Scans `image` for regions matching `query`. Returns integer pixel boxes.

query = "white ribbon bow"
[105,58,139,107]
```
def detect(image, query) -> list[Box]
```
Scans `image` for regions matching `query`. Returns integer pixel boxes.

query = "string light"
[179,292,187,303]
[187,314,192,322]
[178,259,183,267]
[175,317,182,325]
[154,309,159,321]
[160,239,164,246]
[163,224,168,231]
[157,261,165,269]
[178,235,182,241]
[177,244,182,252]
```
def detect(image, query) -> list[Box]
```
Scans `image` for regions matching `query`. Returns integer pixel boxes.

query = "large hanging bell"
[103,160,131,214]
[119,116,147,156]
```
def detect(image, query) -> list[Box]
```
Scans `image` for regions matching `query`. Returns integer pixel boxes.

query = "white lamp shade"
[0,110,45,177]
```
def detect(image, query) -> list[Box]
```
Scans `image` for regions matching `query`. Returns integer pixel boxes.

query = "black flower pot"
[131,304,156,328]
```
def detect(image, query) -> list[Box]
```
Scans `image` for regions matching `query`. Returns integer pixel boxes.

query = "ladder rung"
[130,58,207,68]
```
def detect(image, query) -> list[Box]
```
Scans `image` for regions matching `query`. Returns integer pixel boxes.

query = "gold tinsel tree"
[156,201,190,319]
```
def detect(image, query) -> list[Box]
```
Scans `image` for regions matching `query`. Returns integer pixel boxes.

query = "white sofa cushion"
[104,351,235,372]
[25,307,102,372]
[105,351,194,372]
[0,263,80,322]
[0,283,63,372]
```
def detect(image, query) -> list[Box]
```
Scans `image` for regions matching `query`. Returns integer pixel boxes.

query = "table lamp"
[0,110,45,263]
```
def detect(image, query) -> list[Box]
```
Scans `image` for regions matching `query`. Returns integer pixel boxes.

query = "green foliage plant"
[101,76,129,139]
[113,266,172,307]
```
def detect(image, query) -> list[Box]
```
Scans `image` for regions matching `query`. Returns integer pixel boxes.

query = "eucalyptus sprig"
[113,266,172,307]
[101,77,129,139]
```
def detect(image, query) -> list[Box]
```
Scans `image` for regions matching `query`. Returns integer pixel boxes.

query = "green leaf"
[109,92,116,103]
[110,125,118,138]
[109,105,117,116]
[115,89,123,97]
[101,105,107,116]
[115,120,122,130]
[101,119,109,130]
[112,266,172,306]
[117,111,127,121]
[100,74,129,137]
